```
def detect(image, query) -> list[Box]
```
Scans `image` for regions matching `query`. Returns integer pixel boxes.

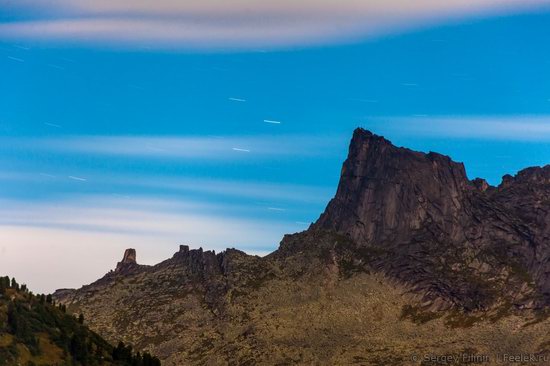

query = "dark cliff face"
[314,129,470,245]
[493,166,550,296]
[312,128,550,310]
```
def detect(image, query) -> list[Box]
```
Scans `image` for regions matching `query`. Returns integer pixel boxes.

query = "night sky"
[1,0,550,292]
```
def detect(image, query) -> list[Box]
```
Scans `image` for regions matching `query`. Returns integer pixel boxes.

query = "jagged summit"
[314,128,470,245]
[311,128,550,310]
[499,165,550,187]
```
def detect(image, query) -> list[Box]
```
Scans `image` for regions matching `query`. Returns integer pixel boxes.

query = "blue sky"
[1,0,550,292]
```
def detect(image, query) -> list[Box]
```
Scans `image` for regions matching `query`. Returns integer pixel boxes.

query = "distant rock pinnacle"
[115,248,138,273]
[121,248,137,264]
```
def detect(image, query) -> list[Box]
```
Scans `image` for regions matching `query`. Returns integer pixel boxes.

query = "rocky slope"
[54,129,550,365]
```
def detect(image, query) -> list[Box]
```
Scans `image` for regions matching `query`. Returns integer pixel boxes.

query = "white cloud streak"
[2,134,341,159]
[0,172,333,206]
[143,178,332,204]
[365,115,550,141]
[1,0,548,49]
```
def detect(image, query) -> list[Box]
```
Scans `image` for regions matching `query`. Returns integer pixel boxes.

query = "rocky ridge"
[53,129,550,365]
[313,129,550,311]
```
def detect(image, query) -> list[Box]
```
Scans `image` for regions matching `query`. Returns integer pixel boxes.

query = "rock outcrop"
[314,129,471,244]
[115,248,137,269]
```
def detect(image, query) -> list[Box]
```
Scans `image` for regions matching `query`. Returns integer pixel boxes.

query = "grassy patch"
[400,305,442,324]
[444,311,484,328]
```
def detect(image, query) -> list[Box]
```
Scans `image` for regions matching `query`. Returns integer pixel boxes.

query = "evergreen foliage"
[0,275,161,365]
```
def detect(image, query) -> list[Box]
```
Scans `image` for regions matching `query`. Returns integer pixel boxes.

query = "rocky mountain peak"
[307,128,550,310]
[314,128,470,245]
[472,177,491,192]
[499,165,550,188]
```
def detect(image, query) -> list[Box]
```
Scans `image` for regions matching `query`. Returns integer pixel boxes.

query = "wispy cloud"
[364,115,550,141]
[1,0,547,49]
[0,172,332,206]
[2,134,341,159]
[0,196,291,240]
[134,177,332,204]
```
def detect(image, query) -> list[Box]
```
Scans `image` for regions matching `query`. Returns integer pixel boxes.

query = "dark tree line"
[7,301,40,355]
[113,341,161,366]
[0,276,18,294]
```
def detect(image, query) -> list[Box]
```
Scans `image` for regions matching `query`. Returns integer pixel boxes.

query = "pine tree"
[11,277,19,291]
[1,276,10,289]
[7,301,18,333]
